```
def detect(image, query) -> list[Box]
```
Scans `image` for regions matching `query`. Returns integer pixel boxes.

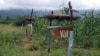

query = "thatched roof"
[25,18,34,21]
[43,14,80,21]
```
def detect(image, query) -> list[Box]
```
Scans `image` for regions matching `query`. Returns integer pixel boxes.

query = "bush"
[13,16,25,26]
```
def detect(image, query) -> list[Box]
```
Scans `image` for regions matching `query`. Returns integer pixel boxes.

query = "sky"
[0,0,100,10]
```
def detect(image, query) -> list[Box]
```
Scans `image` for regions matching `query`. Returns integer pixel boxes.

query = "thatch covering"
[25,18,34,21]
[43,14,80,21]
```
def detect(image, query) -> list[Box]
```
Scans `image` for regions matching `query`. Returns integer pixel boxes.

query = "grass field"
[0,24,100,56]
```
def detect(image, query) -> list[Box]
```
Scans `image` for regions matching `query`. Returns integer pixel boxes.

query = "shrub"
[13,16,25,26]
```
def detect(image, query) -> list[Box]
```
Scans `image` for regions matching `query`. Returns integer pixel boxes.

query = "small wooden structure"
[25,9,35,40]
[42,1,80,56]
[45,13,79,38]
[43,14,79,21]
[48,26,70,38]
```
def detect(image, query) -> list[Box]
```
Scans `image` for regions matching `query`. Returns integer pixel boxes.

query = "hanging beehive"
[45,13,79,39]
[48,26,71,38]
[42,6,79,39]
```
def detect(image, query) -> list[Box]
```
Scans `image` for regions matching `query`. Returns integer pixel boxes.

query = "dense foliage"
[0,11,99,48]
[0,16,25,26]
[0,10,99,56]
[33,11,100,48]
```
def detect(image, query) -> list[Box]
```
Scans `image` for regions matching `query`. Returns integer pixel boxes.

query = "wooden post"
[30,9,33,38]
[48,11,53,53]
[30,23,33,37]
[25,19,28,37]
[68,1,74,56]
[21,24,23,31]
[25,9,34,40]
[48,27,51,53]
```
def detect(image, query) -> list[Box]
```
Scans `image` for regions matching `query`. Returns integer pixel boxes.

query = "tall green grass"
[0,24,31,56]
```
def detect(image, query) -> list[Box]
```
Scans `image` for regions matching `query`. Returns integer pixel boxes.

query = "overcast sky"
[0,0,100,10]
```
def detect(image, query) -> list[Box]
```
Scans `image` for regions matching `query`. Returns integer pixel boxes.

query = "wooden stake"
[68,1,74,56]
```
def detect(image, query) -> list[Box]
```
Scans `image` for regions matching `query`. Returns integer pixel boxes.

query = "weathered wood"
[68,1,74,56]
[25,9,35,40]
[43,14,79,21]
[41,1,80,54]
[48,26,70,38]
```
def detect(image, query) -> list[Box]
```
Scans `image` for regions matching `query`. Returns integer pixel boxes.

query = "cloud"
[0,0,100,10]
[0,0,61,10]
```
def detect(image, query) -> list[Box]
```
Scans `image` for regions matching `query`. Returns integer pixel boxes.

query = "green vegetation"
[0,10,99,56]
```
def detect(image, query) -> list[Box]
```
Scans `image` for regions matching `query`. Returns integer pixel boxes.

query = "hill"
[0,9,100,19]
[0,9,60,18]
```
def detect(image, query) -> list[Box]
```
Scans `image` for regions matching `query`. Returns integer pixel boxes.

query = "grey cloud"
[0,0,66,10]
[0,0,99,10]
